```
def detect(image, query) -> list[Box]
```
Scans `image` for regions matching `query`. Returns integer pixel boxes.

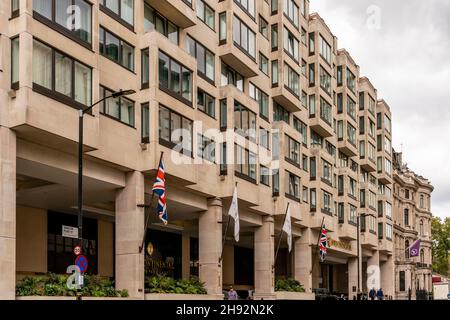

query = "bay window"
[186,36,215,82]
[320,97,332,125]
[235,0,255,18]
[159,51,193,105]
[283,0,299,28]
[159,105,193,156]
[284,63,300,96]
[197,0,215,29]
[285,135,300,166]
[32,39,92,107]
[100,86,134,126]
[11,37,19,88]
[197,89,215,118]
[99,27,135,71]
[198,134,215,163]
[347,123,357,146]
[234,101,257,142]
[33,0,92,45]
[286,171,300,200]
[221,62,244,91]
[320,35,331,64]
[284,27,299,62]
[249,83,269,119]
[322,191,332,214]
[233,15,256,58]
[320,66,331,95]
[144,4,179,45]
[347,68,356,93]
[100,0,134,27]
[235,144,257,181]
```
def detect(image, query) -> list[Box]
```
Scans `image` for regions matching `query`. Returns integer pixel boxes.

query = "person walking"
[369,288,376,301]
[228,286,238,300]
[376,288,384,301]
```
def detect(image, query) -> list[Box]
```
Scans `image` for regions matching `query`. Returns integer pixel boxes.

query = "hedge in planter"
[16,273,129,297]
[146,276,207,294]
[275,278,305,292]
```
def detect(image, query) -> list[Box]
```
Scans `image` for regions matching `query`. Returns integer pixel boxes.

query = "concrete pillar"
[380,255,394,299]
[348,257,358,300]
[294,238,312,293]
[199,197,222,296]
[254,216,275,300]
[366,251,380,293]
[115,171,145,299]
[181,234,190,280]
[0,127,16,300]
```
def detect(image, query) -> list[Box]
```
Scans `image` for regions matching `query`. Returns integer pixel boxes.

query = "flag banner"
[152,159,168,225]
[409,239,421,257]
[282,205,292,252]
[228,186,240,242]
[319,224,328,262]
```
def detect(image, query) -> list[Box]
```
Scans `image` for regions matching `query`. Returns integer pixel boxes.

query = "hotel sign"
[327,237,352,251]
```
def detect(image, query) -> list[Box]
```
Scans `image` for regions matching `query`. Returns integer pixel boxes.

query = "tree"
[431,217,450,276]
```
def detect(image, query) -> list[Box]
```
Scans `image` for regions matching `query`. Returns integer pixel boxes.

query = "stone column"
[0,128,16,300]
[348,257,358,300]
[254,216,275,300]
[115,171,145,299]
[366,251,380,293]
[294,237,312,293]
[380,255,395,299]
[199,197,222,296]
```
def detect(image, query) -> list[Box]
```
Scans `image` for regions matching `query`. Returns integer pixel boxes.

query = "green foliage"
[16,274,129,297]
[146,276,207,294]
[275,277,305,292]
[432,217,450,277]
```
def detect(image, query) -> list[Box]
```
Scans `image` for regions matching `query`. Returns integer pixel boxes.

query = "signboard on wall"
[62,225,78,239]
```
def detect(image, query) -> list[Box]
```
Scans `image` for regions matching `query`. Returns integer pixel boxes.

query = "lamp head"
[112,89,136,98]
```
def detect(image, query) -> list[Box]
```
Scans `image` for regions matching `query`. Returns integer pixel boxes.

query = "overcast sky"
[309,0,450,219]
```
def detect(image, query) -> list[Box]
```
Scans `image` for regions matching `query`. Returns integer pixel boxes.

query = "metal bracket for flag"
[137,204,150,208]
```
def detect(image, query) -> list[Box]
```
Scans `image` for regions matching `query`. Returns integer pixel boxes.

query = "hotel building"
[0,0,431,300]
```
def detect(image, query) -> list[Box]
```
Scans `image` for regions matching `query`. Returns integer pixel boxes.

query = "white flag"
[282,205,292,252]
[228,186,240,242]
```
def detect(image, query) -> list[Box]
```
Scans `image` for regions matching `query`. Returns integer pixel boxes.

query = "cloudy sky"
[309,0,450,219]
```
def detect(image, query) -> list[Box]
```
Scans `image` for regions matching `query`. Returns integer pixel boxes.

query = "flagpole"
[273,202,290,270]
[139,151,164,254]
[310,216,325,278]
[219,182,238,263]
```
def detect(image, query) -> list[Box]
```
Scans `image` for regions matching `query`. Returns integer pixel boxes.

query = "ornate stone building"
[393,151,433,300]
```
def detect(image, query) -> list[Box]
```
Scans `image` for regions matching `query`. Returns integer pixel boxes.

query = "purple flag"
[409,239,421,257]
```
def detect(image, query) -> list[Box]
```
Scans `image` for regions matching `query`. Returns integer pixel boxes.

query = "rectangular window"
[144,4,179,45]
[259,53,269,76]
[320,97,332,126]
[322,191,332,214]
[158,105,193,157]
[249,83,269,119]
[285,135,300,166]
[100,86,134,126]
[320,66,331,95]
[11,0,20,17]
[197,89,215,118]
[385,224,393,240]
[349,205,357,224]
[220,99,227,131]
[260,166,270,186]
[271,24,278,51]
[141,49,149,88]
[99,27,134,71]
[141,103,149,143]
[11,37,19,88]
[235,144,257,181]
[293,117,308,145]
[283,27,299,62]
[384,114,392,133]
[347,96,356,120]
[32,39,92,107]
[284,63,300,96]
[320,35,331,64]
[322,159,332,185]
[100,0,134,27]
[259,16,269,39]
[197,134,215,163]
[221,62,244,91]
[399,271,406,292]
[347,123,357,146]
[272,60,279,85]
[260,128,269,149]
[233,15,256,58]
[33,0,92,45]
[159,51,193,104]
[286,171,300,201]
[186,35,215,82]
[310,189,317,210]
[347,68,356,93]
[283,0,299,28]
[273,169,280,196]
[234,100,257,142]
[197,0,215,29]
[309,32,315,55]
[273,103,289,123]
[235,0,255,18]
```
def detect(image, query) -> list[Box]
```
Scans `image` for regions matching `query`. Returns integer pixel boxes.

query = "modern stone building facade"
[392,151,433,300]
[0,0,431,300]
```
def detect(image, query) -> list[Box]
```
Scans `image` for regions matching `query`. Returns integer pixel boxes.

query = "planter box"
[275,291,316,300]
[145,293,223,300]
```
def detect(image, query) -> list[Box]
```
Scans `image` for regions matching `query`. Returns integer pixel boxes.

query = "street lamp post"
[77,89,136,249]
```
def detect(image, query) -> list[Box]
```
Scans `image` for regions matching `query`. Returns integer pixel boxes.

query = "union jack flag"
[153,159,168,225]
[319,224,328,263]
